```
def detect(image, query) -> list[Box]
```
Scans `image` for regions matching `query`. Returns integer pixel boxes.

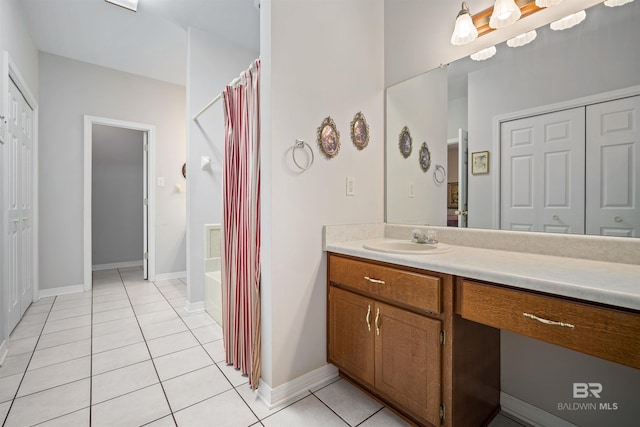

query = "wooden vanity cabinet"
[327,253,500,427]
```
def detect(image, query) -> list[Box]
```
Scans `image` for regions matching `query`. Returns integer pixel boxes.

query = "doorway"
[83,116,155,290]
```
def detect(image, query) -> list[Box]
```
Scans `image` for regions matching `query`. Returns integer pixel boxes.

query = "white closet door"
[501,107,585,233]
[6,78,34,332]
[586,95,640,237]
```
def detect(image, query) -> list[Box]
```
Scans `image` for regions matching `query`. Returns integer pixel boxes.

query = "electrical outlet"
[346,176,355,196]
[409,182,415,198]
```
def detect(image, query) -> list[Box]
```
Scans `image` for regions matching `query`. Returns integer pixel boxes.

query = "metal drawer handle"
[364,276,385,285]
[366,304,371,332]
[614,216,623,223]
[375,307,380,336]
[523,312,575,329]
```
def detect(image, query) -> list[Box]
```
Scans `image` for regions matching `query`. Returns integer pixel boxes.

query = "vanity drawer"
[329,255,441,314]
[459,280,640,370]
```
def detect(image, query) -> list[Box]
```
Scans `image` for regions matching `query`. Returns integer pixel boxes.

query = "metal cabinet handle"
[523,312,575,329]
[364,276,385,285]
[552,215,559,220]
[375,307,380,336]
[366,304,371,332]
[614,216,623,223]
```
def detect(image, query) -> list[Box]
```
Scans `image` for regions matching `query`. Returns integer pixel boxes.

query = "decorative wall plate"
[317,116,340,159]
[398,126,412,158]
[350,112,369,150]
[419,141,431,172]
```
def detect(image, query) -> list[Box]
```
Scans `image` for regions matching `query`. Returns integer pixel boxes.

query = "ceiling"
[20,0,260,86]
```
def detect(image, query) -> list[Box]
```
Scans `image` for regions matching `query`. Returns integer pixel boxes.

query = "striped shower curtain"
[222,59,261,389]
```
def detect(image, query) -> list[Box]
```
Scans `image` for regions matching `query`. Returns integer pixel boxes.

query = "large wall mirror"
[385,2,640,237]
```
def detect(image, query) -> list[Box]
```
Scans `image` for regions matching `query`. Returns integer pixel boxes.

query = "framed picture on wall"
[447,182,459,209]
[471,151,489,175]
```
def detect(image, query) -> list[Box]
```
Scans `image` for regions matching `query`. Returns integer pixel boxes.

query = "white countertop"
[326,239,640,311]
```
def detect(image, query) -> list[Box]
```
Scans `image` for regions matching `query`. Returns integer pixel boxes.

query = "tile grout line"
[1,296,56,427]
[116,268,178,426]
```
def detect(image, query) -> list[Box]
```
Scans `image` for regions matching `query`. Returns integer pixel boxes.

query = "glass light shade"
[489,0,522,29]
[604,0,634,6]
[451,3,478,46]
[535,0,564,7]
[470,46,497,61]
[550,10,586,31]
[507,30,537,48]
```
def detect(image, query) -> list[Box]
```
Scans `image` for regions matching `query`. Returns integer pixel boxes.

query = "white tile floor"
[0,267,526,426]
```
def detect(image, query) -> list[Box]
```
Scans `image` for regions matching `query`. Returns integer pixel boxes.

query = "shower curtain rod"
[193,59,259,122]
[192,76,241,121]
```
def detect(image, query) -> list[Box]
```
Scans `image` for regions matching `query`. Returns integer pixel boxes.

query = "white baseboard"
[154,271,187,281]
[92,260,143,271]
[38,284,85,299]
[185,301,205,313]
[257,364,339,409]
[0,339,8,366]
[501,392,577,427]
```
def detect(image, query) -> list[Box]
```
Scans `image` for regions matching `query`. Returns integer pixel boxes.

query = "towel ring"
[433,164,446,184]
[292,139,314,171]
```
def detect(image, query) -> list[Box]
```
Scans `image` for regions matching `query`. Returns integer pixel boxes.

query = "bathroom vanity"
[324,225,640,427]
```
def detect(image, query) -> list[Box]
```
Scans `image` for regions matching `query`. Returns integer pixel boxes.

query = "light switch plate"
[409,182,415,198]
[346,177,355,196]
[157,177,165,187]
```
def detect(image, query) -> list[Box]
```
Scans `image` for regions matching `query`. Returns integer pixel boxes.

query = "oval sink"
[362,240,451,255]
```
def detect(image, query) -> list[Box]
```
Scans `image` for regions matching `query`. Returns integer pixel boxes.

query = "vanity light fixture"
[470,46,497,61]
[489,0,522,29]
[550,10,586,31]
[451,2,479,46]
[105,0,139,12]
[604,0,634,6]
[507,30,537,47]
[535,0,564,7]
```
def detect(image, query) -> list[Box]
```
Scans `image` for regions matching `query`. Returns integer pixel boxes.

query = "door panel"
[5,78,33,332]
[501,108,585,234]
[586,95,640,236]
[328,287,375,386]
[457,129,468,227]
[374,301,441,426]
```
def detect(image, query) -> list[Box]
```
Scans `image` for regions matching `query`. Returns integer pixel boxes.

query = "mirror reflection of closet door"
[500,107,585,234]
[586,95,640,237]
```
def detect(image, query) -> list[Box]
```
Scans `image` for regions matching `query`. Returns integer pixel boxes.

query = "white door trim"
[492,84,640,230]
[2,51,38,339]
[83,115,156,291]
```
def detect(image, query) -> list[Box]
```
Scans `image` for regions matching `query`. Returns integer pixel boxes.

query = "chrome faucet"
[412,229,438,244]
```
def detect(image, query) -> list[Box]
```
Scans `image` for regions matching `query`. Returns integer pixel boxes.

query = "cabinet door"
[375,301,441,426]
[328,287,375,386]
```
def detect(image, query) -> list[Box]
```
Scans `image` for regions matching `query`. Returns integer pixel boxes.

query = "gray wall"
[38,52,186,290]
[91,125,143,266]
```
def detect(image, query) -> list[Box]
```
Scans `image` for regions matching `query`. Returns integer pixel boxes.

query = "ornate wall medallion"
[419,141,431,172]
[317,116,340,159]
[350,112,369,150]
[398,126,412,158]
